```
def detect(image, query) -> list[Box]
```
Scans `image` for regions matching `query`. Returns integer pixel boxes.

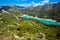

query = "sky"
[0,0,60,7]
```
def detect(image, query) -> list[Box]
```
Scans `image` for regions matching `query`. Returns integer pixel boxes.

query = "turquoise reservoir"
[21,15,60,26]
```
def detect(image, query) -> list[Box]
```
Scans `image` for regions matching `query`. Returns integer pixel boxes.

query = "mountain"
[0,2,60,21]
[0,13,60,40]
[0,2,60,40]
[0,2,60,12]
[53,2,60,10]
[24,2,60,22]
[0,5,25,12]
[27,2,60,11]
[0,2,60,11]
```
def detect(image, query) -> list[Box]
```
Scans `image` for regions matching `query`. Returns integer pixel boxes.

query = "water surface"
[21,15,60,26]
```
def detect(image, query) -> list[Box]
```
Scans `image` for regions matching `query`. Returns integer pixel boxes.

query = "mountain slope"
[0,12,60,40]
[22,2,60,22]
[28,2,60,11]
[0,5,25,12]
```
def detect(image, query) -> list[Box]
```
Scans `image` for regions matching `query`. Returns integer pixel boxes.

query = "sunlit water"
[21,15,60,26]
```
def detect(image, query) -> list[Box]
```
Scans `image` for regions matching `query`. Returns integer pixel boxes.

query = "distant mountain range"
[0,5,25,12]
[0,2,60,11]
[0,2,60,21]
[27,2,60,11]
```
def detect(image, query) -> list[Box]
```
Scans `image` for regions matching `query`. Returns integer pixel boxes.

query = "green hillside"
[0,12,60,40]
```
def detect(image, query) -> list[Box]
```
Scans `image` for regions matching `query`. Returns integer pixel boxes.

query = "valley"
[0,2,60,40]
